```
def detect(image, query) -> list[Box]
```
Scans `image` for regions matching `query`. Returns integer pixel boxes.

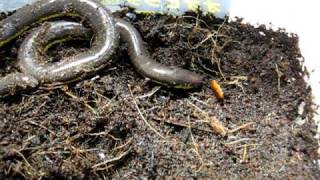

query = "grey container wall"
[0,0,230,18]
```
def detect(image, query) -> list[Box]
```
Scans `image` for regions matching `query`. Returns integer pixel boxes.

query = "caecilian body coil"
[0,0,203,95]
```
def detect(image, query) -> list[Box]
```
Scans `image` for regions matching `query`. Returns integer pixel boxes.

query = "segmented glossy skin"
[18,21,97,83]
[115,19,203,88]
[0,0,203,95]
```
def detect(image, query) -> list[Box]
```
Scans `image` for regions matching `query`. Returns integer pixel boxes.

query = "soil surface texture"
[0,10,319,179]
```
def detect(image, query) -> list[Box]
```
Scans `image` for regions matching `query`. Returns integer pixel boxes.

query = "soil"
[0,10,319,179]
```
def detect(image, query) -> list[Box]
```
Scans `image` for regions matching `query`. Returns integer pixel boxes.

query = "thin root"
[128,84,165,139]
[187,100,254,136]
[61,86,98,114]
[92,147,131,169]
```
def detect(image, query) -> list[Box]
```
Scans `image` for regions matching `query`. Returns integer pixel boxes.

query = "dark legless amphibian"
[0,0,203,95]
[0,0,118,95]
[115,19,203,89]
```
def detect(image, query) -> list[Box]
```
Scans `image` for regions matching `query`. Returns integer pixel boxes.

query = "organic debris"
[0,11,318,178]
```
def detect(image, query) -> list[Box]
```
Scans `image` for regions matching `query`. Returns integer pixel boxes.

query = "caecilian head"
[171,68,204,89]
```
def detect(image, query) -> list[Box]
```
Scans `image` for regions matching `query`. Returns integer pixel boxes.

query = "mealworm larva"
[210,80,224,101]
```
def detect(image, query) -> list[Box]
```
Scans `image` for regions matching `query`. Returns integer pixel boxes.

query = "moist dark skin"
[0,0,118,88]
[18,21,96,83]
[0,0,203,95]
[18,19,204,88]
[115,18,204,88]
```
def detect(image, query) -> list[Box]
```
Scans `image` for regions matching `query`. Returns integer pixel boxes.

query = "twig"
[235,143,260,149]
[196,56,219,75]
[128,85,165,139]
[240,144,248,163]
[112,138,133,151]
[13,149,36,173]
[92,148,131,169]
[88,131,122,141]
[207,116,228,136]
[190,96,210,107]
[87,132,110,136]
[187,100,254,136]
[187,100,208,115]
[187,116,204,172]
[215,57,225,80]
[223,76,247,92]
[210,19,229,80]
[62,87,98,114]
[95,164,115,171]
[190,33,216,49]
[23,135,36,143]
[137,86,161,99]
[26,120,56,135]
[32,101,47,115]
[180,15,211,28]
[224,138,255,146]
[228,122,255,133]
[187,100,228,136]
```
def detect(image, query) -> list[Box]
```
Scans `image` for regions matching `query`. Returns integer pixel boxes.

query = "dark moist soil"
[0,10,319,179]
